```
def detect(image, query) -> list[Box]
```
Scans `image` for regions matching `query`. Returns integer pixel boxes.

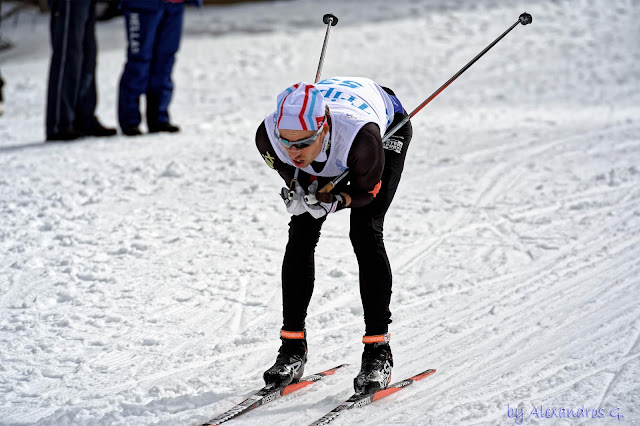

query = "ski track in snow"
[1,0,639,425]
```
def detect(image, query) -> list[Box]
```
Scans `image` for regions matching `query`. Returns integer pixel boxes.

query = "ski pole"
[318,12,533,194]
[315,13,339,84]
[290,14,340,189]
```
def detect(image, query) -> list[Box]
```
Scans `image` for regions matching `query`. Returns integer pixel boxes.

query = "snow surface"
[1,0,640,424]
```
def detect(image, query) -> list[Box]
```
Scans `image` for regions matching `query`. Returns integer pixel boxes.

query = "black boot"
[76,119,117,137]
[122,126,143,137]
[0,75,4,116]
[146,94,179,133]
[46,127,85,142]
[263,331,307,388]
[354,333,393,394]
[148,122,180,133]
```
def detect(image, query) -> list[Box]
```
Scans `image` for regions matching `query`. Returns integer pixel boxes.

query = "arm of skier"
[256,121,311,215]
[339,122,385,208]
[255,121,296,184]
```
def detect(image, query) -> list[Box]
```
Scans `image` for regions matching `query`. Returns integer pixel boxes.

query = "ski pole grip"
[519,12,532,25]
[318,181,335,194]
[323,14,338,26]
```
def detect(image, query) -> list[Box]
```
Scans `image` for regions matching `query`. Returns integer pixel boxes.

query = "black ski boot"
[263,330,307,388]
[354,333,393,394]
[0,75,4,116]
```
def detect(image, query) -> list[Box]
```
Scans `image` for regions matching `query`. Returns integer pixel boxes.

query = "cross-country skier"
[255,77,413,394]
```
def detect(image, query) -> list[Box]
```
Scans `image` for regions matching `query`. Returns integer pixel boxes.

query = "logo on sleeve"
[383,136,404,154]
[263,151,275,169]
[369,180,382,198]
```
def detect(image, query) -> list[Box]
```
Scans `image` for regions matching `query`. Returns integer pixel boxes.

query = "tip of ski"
[201,363,349,426]
[309,368,436,426]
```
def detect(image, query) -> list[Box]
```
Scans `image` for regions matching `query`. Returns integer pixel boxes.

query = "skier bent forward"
[255,76,413,394]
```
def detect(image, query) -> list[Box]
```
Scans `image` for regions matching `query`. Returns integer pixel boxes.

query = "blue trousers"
[118,2,185,129]
[46,0,98,136]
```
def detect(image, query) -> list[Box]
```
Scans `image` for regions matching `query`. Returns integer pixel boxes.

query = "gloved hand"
[281,180,307,216]
[303,181,344,219]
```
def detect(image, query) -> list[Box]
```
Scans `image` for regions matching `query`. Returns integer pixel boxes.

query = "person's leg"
[350,109,412,394]
[349,205,392,335]
[350,109,413,335]
[73,2,97,129]
[74,2,115,136]
[0,71,4,116]
[264,212,325,387]
[146,1,184,131]
[0,2,4,115]
[281,213,326,332]
[46,0,90,138]
[118,7,162,132]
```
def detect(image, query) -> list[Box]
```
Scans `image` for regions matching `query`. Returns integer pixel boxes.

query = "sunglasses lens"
[278,126,323,148]
[286,138,313,148]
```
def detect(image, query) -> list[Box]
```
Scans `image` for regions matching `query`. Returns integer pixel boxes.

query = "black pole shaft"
[291,14,339,186]
[410,19,520,119]
[320,15,530,192]
[383,18,522,145]
[315,15,337,83]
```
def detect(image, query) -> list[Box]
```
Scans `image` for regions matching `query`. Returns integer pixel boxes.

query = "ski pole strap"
[363,333,390,344]
[281,330,306,339]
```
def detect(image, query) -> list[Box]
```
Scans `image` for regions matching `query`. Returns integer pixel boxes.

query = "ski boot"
[263,330,307,388]
[354,333,393,394]
[0,75,4,116]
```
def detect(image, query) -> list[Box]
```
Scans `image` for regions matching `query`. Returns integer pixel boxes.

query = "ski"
[202,364,348,426]
[309,368,436,426]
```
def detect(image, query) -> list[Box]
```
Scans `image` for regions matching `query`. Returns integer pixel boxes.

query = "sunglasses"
[275,120,326,149]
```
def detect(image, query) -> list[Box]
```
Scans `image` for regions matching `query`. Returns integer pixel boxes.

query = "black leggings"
[281,110,413,336]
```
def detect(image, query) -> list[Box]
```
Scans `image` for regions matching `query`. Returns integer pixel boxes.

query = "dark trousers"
[118,2,184,129]
[281,111,413,336]
[46,0,98,136]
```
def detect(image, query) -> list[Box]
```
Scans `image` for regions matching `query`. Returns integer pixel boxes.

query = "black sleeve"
[255,121,296,186]
[256,120,384,206]
[343,122,385,208]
